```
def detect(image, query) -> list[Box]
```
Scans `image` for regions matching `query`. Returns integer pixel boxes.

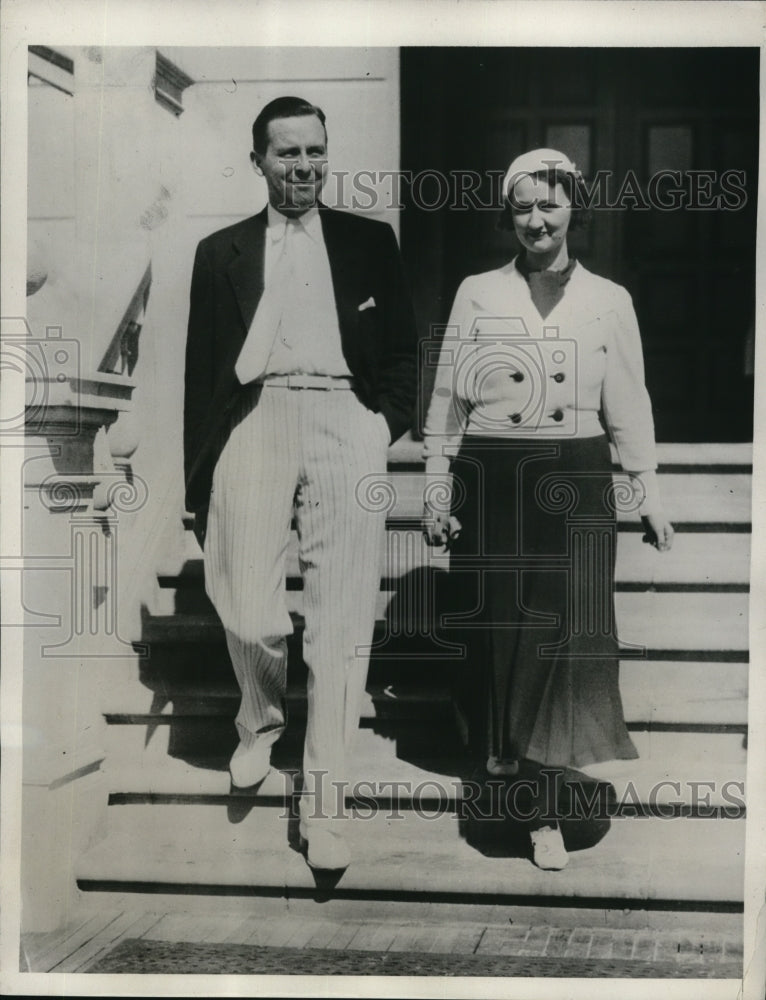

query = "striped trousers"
[204,383,389,827]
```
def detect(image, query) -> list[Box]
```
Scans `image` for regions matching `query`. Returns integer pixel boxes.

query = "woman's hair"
[497,167,591,232]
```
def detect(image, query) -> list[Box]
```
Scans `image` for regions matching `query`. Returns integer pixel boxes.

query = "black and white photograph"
[2,1,765,997]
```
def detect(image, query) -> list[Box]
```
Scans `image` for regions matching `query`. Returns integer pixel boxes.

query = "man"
[184,96,417,870]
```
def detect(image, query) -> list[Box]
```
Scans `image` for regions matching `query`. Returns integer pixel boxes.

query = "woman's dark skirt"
[447,433,639,770]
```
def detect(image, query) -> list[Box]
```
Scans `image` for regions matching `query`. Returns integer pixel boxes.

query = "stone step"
[104,681,454,721]
[104,727,746,805]
[357,472,753,527]
[76,813,746,907]
[384,435,752,471]
[105,750,467,800]
[161,531,751,599]
[126,630,751,695]
[105,798,465,845]
[618,661,748,725]
[176,436,751,484]
[634,442,751,468]
[614,533,749,587]
[612,592,747,653]
[178,470,752,545]
[36,895,744,946]
[103,660,748,727]
[103,712,467,763]
[139,591,749,658]
[100,759,746,851]
[104,741,746,814]
[170,441,752,580]
[37,907,739,967]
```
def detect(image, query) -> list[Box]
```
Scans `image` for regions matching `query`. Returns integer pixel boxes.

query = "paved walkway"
[21,908,744,977]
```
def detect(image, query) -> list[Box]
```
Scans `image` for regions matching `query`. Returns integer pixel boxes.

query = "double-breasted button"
[552,372,565,383]
[509,412,522,424]
[552,409,564,422]
[509,370,525,382]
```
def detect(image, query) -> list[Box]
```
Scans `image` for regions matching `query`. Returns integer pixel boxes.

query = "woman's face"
[510,174,572,257]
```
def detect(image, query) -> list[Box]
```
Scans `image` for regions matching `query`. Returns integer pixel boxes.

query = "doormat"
[87,939,742,978]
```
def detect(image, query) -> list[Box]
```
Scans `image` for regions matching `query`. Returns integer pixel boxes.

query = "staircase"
[77,439,750,940]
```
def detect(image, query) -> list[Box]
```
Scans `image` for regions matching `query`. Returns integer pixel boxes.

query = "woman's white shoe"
[530,825,569,870]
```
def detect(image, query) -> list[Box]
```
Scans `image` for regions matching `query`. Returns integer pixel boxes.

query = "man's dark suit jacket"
[183,204,418,520]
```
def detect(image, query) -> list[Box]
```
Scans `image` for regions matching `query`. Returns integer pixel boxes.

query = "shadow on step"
[134,576,614,863]
[458,762,616,859]
[369,570,618,860]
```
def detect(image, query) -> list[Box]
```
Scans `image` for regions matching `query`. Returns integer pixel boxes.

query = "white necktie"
[235,220,296,385]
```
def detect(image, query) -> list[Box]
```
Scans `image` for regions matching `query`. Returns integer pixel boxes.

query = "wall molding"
[28,46,74,95]
[154,51,194,116]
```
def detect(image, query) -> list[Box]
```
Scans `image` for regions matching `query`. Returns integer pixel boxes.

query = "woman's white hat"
[502,148,580,199]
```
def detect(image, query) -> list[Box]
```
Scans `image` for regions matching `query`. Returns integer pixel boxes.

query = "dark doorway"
[401,47,758,442]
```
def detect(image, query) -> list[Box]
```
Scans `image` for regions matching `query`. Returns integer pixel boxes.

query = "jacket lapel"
[227,209,268,334]
[318,205,359,351]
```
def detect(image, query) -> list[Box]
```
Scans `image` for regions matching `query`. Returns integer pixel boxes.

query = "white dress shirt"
[262,205,351,376]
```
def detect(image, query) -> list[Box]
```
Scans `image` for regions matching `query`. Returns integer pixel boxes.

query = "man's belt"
[259,374,356,391]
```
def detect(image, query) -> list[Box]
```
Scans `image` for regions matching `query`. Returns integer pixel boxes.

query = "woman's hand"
[641,513,674,552]
[422,503,462,549]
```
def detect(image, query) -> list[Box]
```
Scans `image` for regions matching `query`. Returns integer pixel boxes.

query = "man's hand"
[641,513,674,552]
[423,503,462,549]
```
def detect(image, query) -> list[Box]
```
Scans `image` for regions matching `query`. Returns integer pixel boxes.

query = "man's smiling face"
[253,114,328,217]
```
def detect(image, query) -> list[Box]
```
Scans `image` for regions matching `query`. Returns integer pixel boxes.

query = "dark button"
[509,413,522,424]
[509,370,525,382]
[552,372,565,383]
[552,409,564,422]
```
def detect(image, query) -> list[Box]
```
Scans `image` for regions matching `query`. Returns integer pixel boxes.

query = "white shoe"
[298,820,350,871]
[530,825,569,870]
[229,741,271,788]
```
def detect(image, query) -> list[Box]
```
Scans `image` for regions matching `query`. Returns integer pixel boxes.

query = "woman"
[422,148,674,870]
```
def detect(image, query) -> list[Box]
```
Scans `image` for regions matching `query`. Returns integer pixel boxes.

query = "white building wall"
[170,46,400,245]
